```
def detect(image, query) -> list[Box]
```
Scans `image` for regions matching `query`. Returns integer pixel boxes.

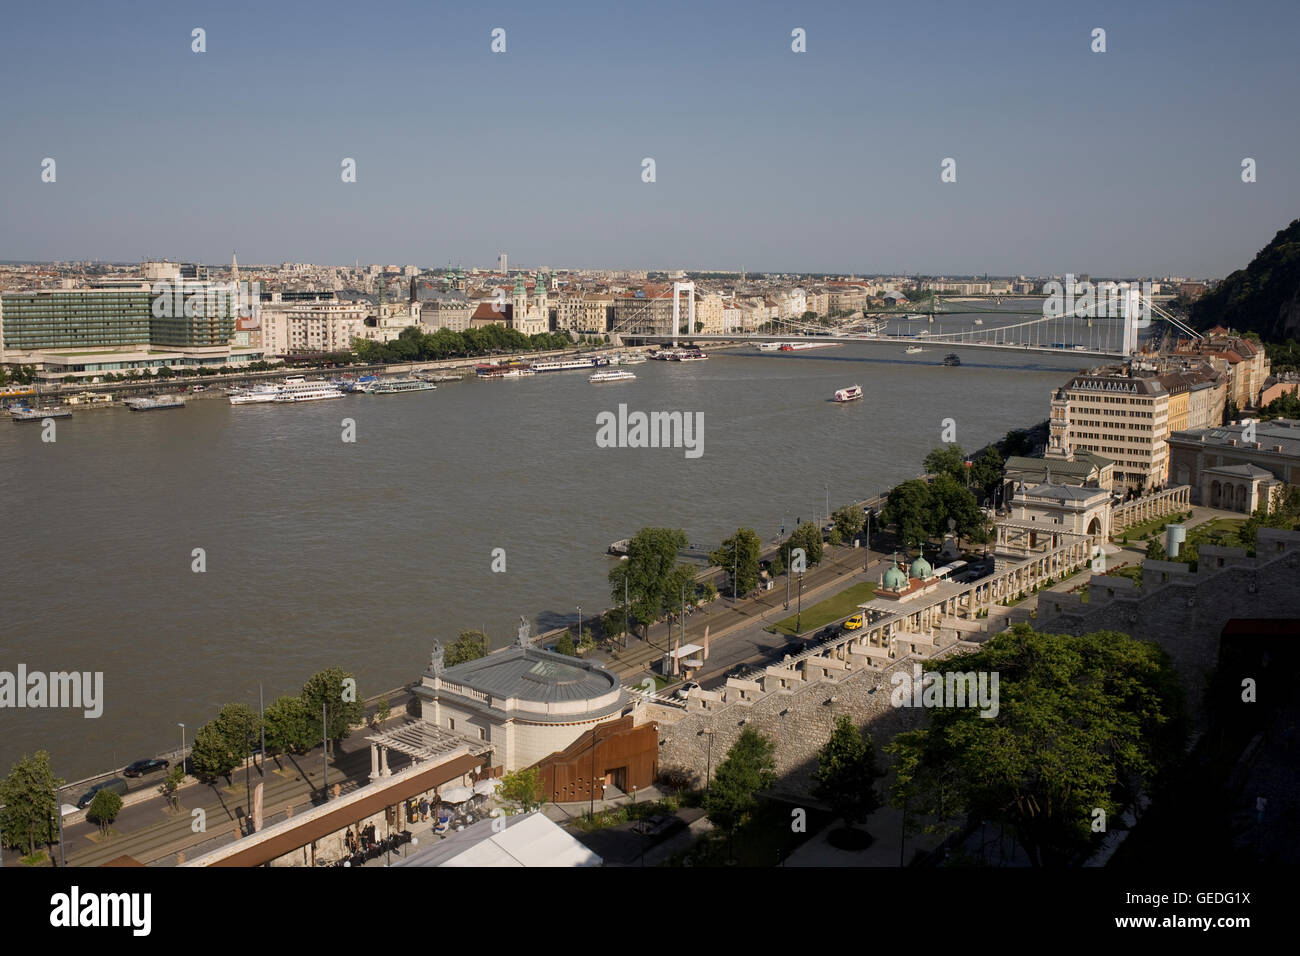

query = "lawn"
[771,582,877,636]
[1118,511,1191,541]
[668,799,835,866]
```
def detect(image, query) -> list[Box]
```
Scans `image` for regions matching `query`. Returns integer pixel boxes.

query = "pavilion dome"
[883,564,908,590]
[910,555,933,579]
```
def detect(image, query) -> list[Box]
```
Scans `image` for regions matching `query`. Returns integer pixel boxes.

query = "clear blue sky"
[1,0,1296,276]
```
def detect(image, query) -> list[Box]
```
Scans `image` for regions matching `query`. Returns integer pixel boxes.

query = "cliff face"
[1193,219,1300,340]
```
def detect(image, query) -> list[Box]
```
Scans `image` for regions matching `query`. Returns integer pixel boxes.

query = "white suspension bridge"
[612,281,1202,361]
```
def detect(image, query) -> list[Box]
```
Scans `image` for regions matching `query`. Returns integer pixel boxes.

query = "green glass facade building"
[1,290,152,350]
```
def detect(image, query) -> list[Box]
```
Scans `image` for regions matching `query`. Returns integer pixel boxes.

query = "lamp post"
[178,723,186,774]
[864,509,872,569]
[796,569,804,633]
[577,605,582,645]
[322,702,329,801]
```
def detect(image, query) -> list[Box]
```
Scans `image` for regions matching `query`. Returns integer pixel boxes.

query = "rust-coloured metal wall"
[535,717,658,803]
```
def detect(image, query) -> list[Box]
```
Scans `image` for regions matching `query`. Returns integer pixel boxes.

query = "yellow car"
[843,614,863,631]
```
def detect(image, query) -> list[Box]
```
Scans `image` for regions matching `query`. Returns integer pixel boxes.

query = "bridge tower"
[671,281,695,347]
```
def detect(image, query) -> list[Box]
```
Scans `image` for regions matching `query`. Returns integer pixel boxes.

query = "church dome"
[883,564,908,590]
[909,555,933,579]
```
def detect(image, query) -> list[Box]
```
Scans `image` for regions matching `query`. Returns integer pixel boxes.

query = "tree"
[883,479,933,548]
[703,728,776,836]
[930,473,988,543]
[780,522,824,569]
[600,606,629,643]
[87,788,123,835]
[375,698,392,725]
[554,631,577,656]
[499,768,546,811]
[158,764,186,811]
[887,624,1186,867]
[1000,428,1034,458]
[300,668,364,750]
[923,444,967,483]
[445,630,490,667]
[1145,536,1167,561]
[831,505,864,543]
[189,722,238,781]
[969,447,1004,502]
[813,715,882,831]
[263,695,315,756]
[608,527,690,638]
[0,751,63,856]
[709,527,762,597]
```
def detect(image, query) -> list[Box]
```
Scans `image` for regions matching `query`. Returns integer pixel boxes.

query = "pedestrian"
[419,797,429,822]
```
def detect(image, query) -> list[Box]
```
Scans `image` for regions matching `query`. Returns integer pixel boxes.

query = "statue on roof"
[429,639,445,676]
[516,616,531,647]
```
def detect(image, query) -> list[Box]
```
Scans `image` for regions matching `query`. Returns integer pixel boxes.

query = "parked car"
[123,758,169,778]
[76,778,129,809]
[843,613,864,631]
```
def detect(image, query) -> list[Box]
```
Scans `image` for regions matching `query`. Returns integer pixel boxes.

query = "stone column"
[380,746,391,777]
[369,743,380,781]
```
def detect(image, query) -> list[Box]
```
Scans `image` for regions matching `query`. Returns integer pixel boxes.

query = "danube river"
[1,338,1096,778]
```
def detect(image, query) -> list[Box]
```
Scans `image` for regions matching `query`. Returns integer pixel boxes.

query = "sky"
[1,0,1297,277]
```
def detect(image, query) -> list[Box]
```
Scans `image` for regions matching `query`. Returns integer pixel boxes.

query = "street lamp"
[577,605,582,645]
[177,723,186,774]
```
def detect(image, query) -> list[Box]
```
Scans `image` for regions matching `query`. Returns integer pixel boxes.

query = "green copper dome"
[513,274,527,296]
[883,564,908,590]
[910,555,933,579]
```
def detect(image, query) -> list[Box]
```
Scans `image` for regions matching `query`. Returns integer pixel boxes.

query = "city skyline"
[2,0,1298,275]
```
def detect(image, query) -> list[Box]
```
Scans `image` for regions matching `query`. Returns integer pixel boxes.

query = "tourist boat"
[368,378,437,394]
[671,347,709,361]
[833,385,863,403]
[778,341,838,351]
[612,352,647,364]
[10,406,72,422]
[229,384,281,405]
[589,369,637,383]
[530,357,605,372]
[973,318,984,325]
[904,346,924,354]
[943,353,961,367]
[124,396,185,411]
[756,342,782,351]
[272,377,345,403]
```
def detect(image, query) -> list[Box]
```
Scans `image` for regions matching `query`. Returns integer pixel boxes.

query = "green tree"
[703,728,777,836]
[780,522,824,570]
[499,768,546,810]
[600,606,629,643]
[263,694,315,756]
[158,764,186,811]
[608,527,691,638]
[888,624,1186,867]
[930,472,988,543]
[0,751,63,856]
[813,715,882,831]
[923,444,967,483]
[300,668,364,750]
[86,788,123,835]
[445,630,491,667]
[1145,536,1167,561]
[969,447,1004,502]
[375,698,392,725]
[883,479,934,548]
[554,631,577,656]
[831,505,865,543]
[709,527,762,597]
[189,722,238,781]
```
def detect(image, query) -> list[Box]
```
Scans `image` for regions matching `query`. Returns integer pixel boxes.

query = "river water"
[1,318,1105,779]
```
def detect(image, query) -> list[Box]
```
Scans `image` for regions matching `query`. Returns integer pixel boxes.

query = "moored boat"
[368,378,437,394]
[943,353,961,367]
[905,346,924,354]
[273,377,345,403]
[11,406,72,422]
[590,369,637,383]
[125,396,185,411]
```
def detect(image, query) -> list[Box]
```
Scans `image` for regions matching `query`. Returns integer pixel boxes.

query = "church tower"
[512,273,528,326]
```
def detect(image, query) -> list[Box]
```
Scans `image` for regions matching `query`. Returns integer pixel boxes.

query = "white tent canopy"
[394,811,601,868]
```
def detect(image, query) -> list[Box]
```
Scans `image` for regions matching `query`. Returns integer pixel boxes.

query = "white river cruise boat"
[229,384,282,405]
[273,377,345,403]
[368,378,437,394]
[589,369,637,383]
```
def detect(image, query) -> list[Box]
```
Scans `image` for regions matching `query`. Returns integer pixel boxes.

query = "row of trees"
[0,364,37,385]
[188,667,364,782]
[353,325,580,365]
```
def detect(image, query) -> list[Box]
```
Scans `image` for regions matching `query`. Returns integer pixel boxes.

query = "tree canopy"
[709,527,762,596]
[353,324,576,365]
[704,728,777,834]
[887,623,1186,867]
[0,751,63,855]
[780,522,824,570]
[813,715,882,830]
[86,788,123,835]
[608,527,693,637]
[446,630,490,667]
[301,668,363,745]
